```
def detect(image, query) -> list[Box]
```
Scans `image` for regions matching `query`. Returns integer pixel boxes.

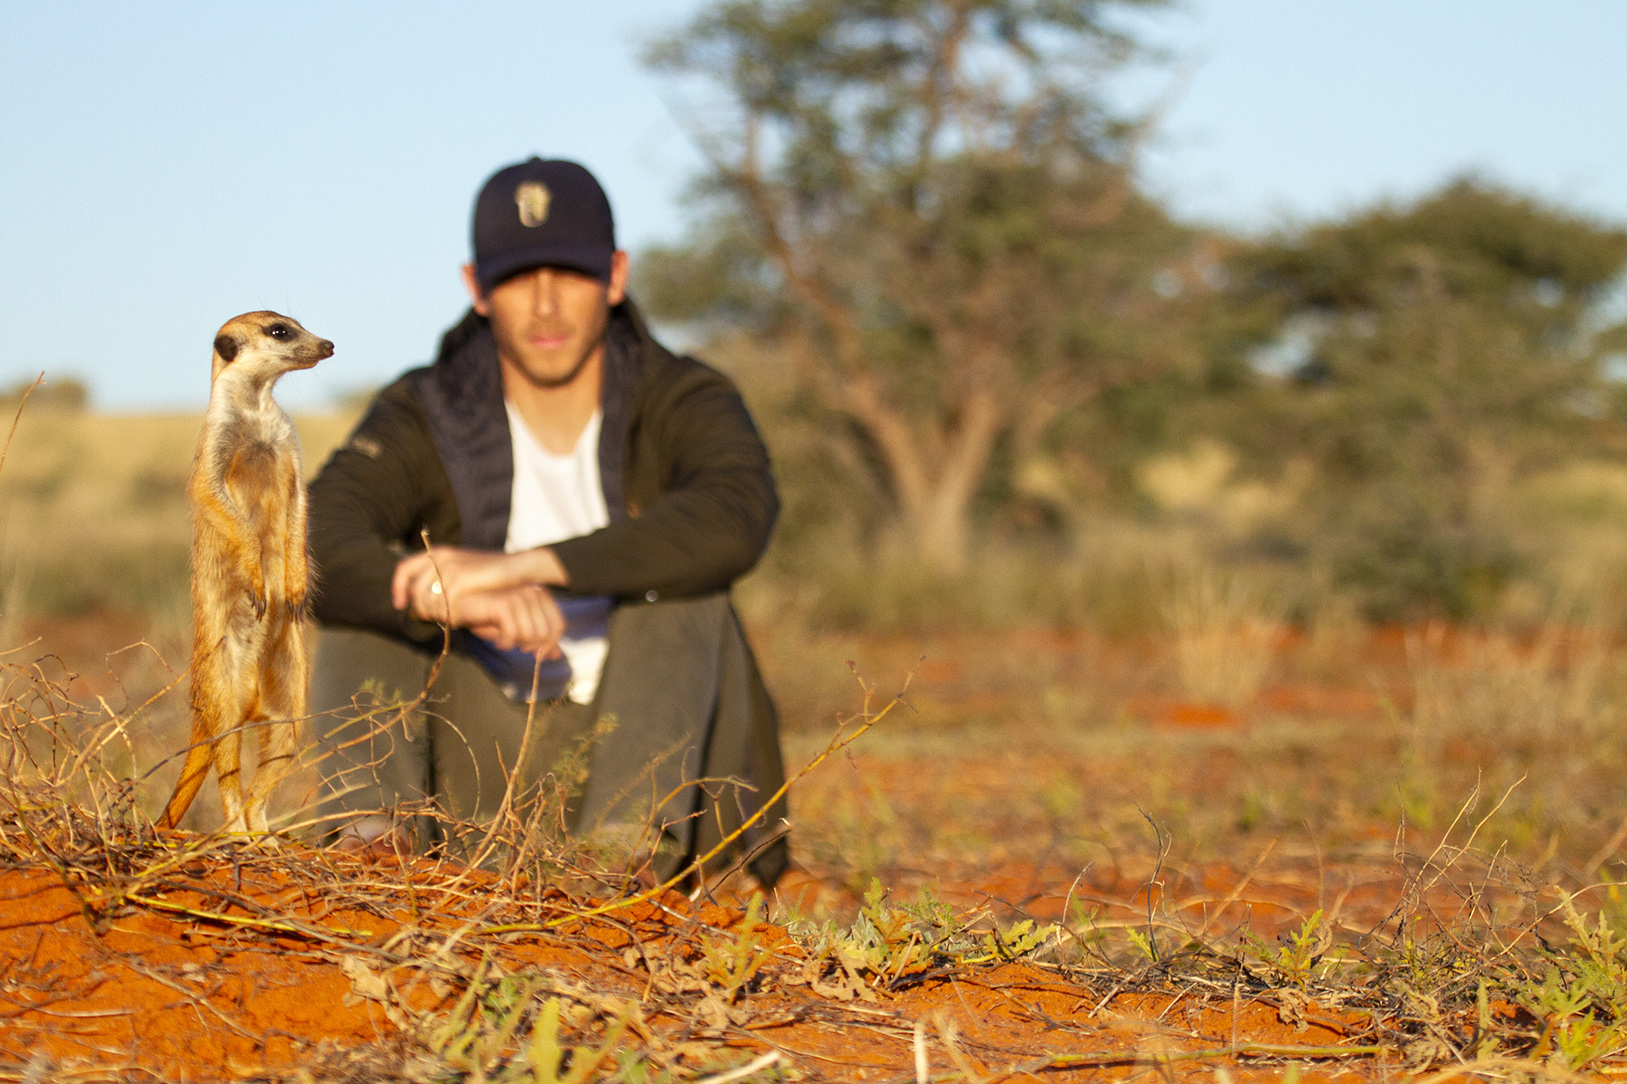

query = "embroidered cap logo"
[515,182,552,228]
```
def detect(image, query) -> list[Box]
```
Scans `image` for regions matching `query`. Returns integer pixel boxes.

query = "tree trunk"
[842,379,1003,576]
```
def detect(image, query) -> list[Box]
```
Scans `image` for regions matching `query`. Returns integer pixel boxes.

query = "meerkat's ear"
[213,334,239,363]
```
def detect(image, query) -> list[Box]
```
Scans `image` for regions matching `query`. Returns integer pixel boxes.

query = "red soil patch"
[1124,696,1243,729]
[0,842,1500,1081]
[0,865,397,1078]
[0,868,389,1075]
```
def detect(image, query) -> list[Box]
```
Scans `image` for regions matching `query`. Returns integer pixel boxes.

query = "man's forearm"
[393,544,571,619]
[515,546,569,588]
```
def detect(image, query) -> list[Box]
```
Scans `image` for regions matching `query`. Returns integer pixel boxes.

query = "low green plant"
[973,918,1055,963]
[843,882,962,982]
[431,972,630,1084]
[1242,909,1338,988]
[799,881,1060,991]
[1506,897,1627,1070]
[699,895,775,1001]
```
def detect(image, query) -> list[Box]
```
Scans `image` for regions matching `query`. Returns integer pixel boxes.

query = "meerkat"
[157,311,332,834]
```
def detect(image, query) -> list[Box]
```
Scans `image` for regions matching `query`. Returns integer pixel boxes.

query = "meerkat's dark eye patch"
[214,334,240,362]
[266,324,295,341]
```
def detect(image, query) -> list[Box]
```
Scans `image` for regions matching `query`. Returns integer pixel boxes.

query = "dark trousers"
[309,594,789,886]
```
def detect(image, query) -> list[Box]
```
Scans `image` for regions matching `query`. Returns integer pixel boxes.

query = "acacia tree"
[643,0,1181,573]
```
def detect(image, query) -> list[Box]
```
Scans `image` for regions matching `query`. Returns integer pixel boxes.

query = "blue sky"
[2,1,1625,410]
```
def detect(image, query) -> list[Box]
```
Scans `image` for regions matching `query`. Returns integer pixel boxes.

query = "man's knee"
[311,627,431,715]
[308,627,437,830]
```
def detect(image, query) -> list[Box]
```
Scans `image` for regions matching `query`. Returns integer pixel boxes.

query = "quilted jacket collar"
[415,301,647,551]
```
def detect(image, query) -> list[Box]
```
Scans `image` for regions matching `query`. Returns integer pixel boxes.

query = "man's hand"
[393,550,568,657]
[456,585,566,657]
[392,545,568,611]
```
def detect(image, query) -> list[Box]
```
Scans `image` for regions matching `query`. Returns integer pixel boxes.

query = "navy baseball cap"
[471,158,617,290]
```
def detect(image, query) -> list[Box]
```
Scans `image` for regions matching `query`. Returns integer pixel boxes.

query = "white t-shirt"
[503,402,612,704]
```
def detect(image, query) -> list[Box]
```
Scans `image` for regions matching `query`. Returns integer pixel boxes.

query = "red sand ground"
[0,850,1433,1083]
[0,612,1582,1080]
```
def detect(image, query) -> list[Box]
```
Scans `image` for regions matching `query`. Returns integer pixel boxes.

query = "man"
[307,158,788,888]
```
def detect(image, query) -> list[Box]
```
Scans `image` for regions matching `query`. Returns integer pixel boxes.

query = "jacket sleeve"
[307,382,458,646]
[549,367,778,599]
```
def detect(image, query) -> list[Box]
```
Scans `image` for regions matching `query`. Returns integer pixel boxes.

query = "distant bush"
[1,375,89,413]
[1224,180,1627,620]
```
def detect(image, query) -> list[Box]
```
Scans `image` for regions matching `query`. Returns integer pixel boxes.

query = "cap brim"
[476,244,614,290]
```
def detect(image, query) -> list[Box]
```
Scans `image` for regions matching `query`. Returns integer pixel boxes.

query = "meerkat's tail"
[156,739,215,831]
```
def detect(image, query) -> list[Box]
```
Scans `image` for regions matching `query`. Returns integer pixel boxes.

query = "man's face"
[464,252,629,388]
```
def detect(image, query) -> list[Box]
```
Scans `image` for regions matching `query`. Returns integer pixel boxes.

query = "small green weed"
[1243,909,1337,988]
[798,881,1060,991]
[431,970,630,1084]
[699,895,776,1001]
[1506,896,1627,1070]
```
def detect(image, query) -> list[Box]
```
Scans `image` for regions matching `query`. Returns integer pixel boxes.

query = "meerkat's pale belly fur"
[158,311,331,834]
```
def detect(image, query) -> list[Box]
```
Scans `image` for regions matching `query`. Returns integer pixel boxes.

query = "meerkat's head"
[210,311,334,386]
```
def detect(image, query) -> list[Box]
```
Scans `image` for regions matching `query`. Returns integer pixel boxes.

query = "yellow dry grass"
[0,408,359,619]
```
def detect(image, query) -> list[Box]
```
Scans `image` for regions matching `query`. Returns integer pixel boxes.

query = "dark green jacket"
[308,300,778,644]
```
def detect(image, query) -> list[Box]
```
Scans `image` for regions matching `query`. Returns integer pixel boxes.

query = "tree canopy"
[642,0,1182,573]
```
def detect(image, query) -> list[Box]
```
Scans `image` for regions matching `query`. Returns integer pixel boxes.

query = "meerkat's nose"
[317,340,335,357]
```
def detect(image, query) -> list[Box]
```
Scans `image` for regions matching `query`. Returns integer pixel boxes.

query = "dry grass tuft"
[1166,568,1286,708]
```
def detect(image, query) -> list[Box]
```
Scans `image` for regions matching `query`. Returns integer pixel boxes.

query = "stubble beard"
[520,345,598,390]
[499,309,609,391]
